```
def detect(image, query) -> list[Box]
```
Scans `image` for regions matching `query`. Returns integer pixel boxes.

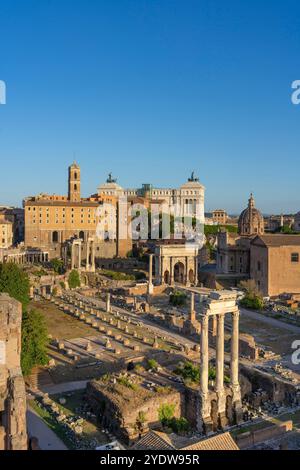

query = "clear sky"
[0,0,300,214]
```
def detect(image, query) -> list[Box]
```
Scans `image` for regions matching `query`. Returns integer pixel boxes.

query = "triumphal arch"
[154,243,199,286]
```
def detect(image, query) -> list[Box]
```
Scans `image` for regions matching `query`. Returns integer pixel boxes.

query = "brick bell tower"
[68,162,81,202]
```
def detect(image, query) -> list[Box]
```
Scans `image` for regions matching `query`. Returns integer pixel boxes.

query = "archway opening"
[164,270,170,284]
[79,231,85,241]
[174,261,185,284]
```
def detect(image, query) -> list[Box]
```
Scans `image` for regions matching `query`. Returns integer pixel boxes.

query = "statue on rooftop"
[107,172,117,183]
[188,170,199,182]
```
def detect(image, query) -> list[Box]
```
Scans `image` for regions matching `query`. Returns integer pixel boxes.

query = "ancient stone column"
[190,292,195,323]
[160,255,164,284]
[91,240,95,272]
[216,313,225,393]
[231,309,242,423]
[200,315,209,396]
[148,254,153,294]
[71,244,75,270]
[194,256,198,286]
[86,240,90,271]
[230,310,239,388]
[170,256,174,285]
[216,313,226,428]
[199,314,212,433]
[78,242,82,270]
[106,292,111,313]
[185,256,190,286]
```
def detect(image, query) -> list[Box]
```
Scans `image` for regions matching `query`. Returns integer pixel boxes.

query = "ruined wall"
[240,364,299,405]
[235,420,293,450]
[0,294,27,450]
[86,380,182,444]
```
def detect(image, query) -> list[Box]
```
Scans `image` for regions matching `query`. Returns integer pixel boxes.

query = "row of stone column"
[200,309,241,430]
[86,238,95,272]
[6,252,49,264]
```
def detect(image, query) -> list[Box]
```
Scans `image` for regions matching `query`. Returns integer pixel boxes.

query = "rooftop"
[252,234,300,247]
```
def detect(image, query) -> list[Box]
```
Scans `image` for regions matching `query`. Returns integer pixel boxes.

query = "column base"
[148,282,153,294]
[218,411,227,430]
[233,402,243,425]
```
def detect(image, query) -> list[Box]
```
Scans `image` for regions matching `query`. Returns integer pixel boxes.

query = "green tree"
[21,309,49,376]
[170,290,187,306]
[147,358,159,371]
[68,269,81,289]
[50,258,65,274]
[0,263,30,309]
[170,417,190,434]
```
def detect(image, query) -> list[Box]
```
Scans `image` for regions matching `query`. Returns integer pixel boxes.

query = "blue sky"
[0,0,300,213]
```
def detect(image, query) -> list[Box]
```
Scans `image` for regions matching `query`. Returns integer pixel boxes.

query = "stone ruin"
[199,291,243,434]
[0,294,28,450]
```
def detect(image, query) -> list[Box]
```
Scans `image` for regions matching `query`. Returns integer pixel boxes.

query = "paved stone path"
[240,307,300,333]
[27,407,68,450]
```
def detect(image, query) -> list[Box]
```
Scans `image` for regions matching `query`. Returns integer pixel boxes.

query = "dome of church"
[238,194,264,236]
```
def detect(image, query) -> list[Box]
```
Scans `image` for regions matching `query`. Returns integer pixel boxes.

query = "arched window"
[79,231,85,241]
[74,184,77,191]
[74,172,78,180]
[52,231,59,243]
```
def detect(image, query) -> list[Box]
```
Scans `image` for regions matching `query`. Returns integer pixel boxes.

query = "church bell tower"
[68,162,81,202]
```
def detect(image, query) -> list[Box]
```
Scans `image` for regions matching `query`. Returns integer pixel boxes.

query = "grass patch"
[28,399,75,449]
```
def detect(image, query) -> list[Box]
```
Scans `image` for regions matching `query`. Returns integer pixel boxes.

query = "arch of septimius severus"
[153,243,199,287]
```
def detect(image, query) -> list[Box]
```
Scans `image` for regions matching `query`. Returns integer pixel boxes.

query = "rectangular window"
[291,253,299,263]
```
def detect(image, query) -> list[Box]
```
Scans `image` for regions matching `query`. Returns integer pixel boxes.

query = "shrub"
[158,403,176,425]
[147,358,159,371]
[117,376,138,391]
[170,417,190,434]
[51,258,65,274]
[174,361,200,383]
[68,270,81,289]
[240,295,264,310]
[170,290,187,306]
[239,279,264,311]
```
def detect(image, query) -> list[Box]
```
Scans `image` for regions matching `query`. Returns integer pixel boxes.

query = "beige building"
[97,171,205,220]
[0,220,13,249]
[216,195,300,297]
[250,235,300,297]
[24,163,132,262]
[212,209,228,225]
